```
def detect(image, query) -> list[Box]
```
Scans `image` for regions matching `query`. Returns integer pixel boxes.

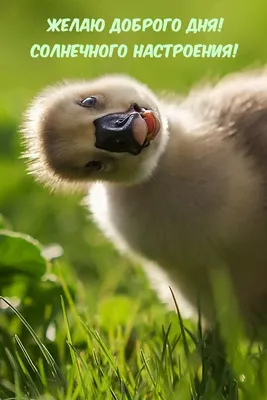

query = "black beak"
[93,111,148,155]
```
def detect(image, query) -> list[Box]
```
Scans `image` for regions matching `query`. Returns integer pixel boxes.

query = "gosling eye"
[79,96,97,107]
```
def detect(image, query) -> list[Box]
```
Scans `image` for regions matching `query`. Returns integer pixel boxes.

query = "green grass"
[1,229,267,400]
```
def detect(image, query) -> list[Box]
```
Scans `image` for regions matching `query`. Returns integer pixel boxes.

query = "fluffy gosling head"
[21,75,169,190]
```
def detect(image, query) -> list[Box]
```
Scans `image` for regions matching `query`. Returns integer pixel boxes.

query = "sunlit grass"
[2,268,267,400]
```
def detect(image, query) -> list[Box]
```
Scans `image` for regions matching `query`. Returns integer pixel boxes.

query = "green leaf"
[0,229,47,279]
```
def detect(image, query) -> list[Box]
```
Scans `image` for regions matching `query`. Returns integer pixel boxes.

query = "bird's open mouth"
[131,103,160,143]
[85,104,160,171]
[93,103,160,156]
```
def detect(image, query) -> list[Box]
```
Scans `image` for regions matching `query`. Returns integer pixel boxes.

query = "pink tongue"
[132,116,148,146]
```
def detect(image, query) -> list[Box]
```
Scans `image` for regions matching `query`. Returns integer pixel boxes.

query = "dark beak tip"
[93,112,143,155]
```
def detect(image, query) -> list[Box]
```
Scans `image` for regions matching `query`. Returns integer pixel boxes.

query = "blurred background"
[0,0,267,336]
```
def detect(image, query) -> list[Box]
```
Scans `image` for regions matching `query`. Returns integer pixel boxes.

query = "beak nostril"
[115,118,126,125]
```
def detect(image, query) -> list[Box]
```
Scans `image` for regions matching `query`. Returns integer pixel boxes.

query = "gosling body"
[22,69,267,333]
